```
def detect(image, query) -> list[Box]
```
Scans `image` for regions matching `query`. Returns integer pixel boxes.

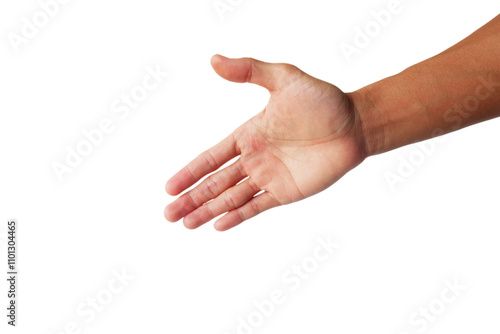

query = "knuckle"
[185,192,199,208]
[274,63,302,90]
[247,178,259,193]
[205,204,216,220]
[204,176,220,197]
[278,63,298,75]
[223,192,237,209]
[203,151,218,170]
[234,160,246,178]
[236,208,246,223]
[249,200,261,215]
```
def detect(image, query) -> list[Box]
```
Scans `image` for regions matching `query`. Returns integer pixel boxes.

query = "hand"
[164,55,366,231]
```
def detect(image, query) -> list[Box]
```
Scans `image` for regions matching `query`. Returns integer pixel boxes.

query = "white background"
[1,0,500,333]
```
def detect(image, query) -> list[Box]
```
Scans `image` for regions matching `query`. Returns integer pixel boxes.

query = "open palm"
[164,55,366,231]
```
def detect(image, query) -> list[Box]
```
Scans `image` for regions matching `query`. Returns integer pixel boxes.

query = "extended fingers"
[164,159,246,222]
[214,192,280,231]
[165,133,239,196]
[182,178,260,229]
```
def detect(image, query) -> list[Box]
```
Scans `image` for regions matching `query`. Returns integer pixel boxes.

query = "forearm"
[350,14,500,157]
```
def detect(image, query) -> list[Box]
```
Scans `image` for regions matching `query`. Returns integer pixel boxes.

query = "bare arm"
[350,14,500,157]
[164,14,500,231]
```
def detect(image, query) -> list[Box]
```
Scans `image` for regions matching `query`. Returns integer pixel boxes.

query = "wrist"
[347,87,387,158]
[347,65,427,158]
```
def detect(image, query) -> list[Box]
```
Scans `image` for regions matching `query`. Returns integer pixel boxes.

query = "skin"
[164,14,500,231]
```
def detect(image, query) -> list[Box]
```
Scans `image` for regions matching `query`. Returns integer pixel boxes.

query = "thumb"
[210,54,297,91]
